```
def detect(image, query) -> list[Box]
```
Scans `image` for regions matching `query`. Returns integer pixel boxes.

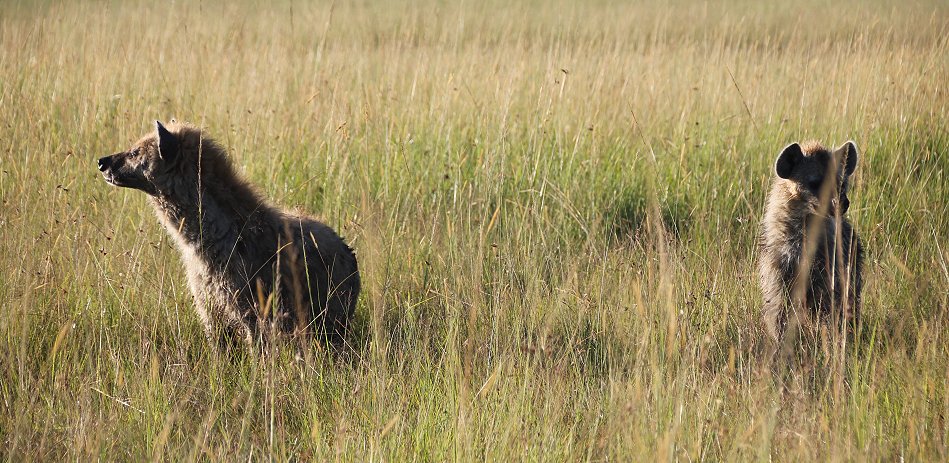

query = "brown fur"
[758,140,864,344]
[98,121,360,348]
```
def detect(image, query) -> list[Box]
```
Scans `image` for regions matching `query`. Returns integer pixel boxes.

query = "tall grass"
[1,0,947,459]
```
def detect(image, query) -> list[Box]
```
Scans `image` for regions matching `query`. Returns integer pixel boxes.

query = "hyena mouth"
[98,156,125,187]
[101,171,123,187]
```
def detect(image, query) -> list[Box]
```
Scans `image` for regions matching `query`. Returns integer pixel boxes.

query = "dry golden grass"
[1,0,948,460]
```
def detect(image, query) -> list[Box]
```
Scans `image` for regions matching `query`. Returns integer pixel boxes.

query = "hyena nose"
[97,156,112,172]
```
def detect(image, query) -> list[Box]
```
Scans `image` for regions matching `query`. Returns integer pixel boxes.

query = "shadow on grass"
[604,186,692,244]
[516,319,625,380]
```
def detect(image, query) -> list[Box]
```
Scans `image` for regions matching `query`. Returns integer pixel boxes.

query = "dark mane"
[800,140,830,158]
[169,122,271,219]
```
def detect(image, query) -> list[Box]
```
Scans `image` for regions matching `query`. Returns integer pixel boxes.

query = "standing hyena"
[98,121,360,348]
[758,140,864,345]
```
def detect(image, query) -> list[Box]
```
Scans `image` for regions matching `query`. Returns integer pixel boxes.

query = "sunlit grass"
[0,0,947,459]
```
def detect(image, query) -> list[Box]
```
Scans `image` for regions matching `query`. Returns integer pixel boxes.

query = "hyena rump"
[98,121,360,347]
[758,141,863,343]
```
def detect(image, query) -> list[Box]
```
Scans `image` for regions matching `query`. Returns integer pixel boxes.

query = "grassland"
[1,0,948,460]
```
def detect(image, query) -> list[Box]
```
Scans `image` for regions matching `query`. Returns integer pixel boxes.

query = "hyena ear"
[775,143,803,179]
[156,120,180,161]
[837,140,859,176]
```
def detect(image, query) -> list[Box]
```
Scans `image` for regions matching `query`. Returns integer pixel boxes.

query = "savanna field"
[1,0,948,460]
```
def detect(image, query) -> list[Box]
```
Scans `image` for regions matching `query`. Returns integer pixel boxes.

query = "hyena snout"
[97,155,112,172]
[97,153,131,177]
[830,194,850,215]
[97,153,143,190]
[97,154,125,172]
[837,196,850,214]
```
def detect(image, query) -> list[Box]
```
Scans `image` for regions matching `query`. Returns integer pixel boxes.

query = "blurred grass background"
[0,0,947,459]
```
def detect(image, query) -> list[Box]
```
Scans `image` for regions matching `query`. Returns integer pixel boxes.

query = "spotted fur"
[98,121,359,348]
[758,140,863,342]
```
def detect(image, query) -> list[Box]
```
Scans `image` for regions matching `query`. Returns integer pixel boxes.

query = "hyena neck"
[763,190,812,249]
[150,174,272,265]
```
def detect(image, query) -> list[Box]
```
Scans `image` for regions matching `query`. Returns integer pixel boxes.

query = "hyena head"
[98,120,198,196]
[774,140,859,216]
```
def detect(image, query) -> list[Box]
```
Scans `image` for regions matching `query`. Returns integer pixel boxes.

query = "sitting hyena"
[98,121,360,348]
[758,140,863,345]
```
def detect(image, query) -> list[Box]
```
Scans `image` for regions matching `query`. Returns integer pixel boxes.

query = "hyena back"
[98,121,360,348]
[758,140,864,343]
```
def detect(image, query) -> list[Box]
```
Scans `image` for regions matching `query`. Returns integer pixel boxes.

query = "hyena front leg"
[196,305,256,353]
[207,322,259,355]
[763,297,790,366]
[761,286,788,344]
[764,289,816,369]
